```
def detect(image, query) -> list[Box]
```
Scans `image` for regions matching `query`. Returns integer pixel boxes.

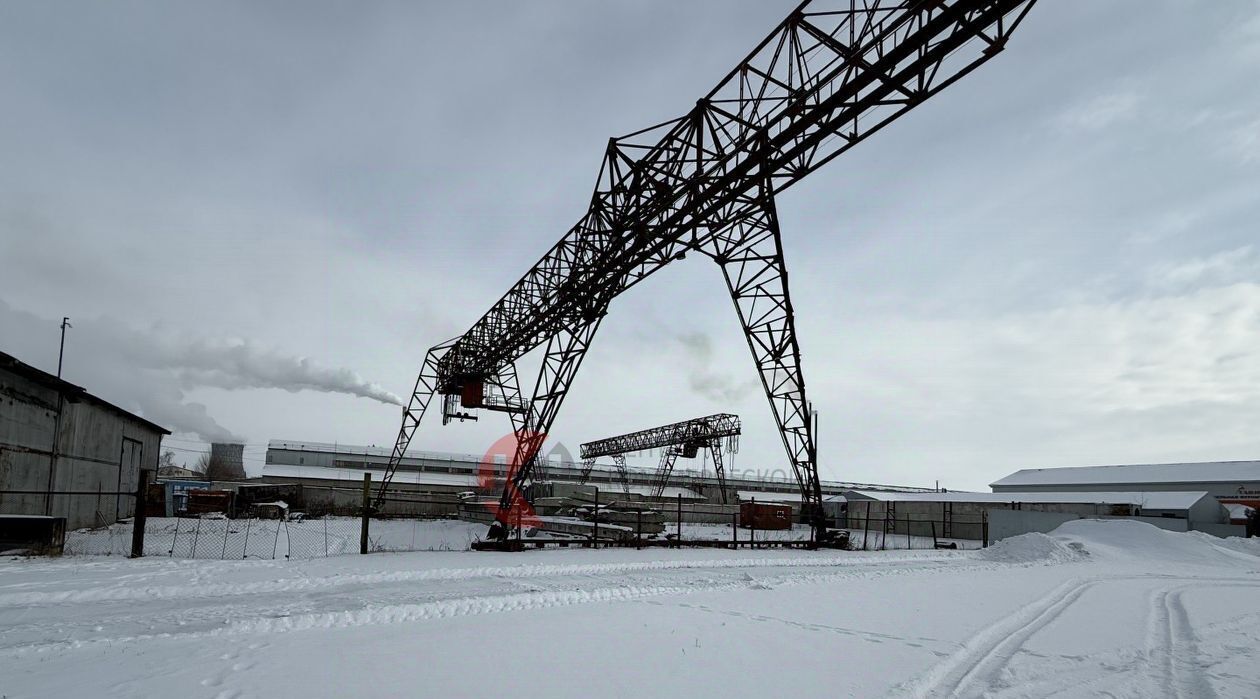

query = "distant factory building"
[262,440,934,502]
[991,461,1260,510]
[0,350,169,530]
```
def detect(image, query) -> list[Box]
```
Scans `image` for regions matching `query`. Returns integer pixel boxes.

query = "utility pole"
[811,405,821,542]
[48,317,71,515]
[57,317,71,378]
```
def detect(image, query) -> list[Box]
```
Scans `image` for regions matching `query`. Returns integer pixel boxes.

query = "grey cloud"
[675,332,758,404]
[1056,91,1142,132]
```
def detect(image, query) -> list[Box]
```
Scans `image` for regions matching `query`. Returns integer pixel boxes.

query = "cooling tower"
[209,442,247,480]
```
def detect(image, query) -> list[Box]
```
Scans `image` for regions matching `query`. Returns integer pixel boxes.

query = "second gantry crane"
[579,414,741,503]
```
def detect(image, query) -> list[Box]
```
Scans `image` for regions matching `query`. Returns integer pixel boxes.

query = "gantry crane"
[579,414,741,503]
[378,0,1040,543]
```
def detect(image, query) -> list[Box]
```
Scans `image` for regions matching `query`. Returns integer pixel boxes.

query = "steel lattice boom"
[379,0,1039,542]
[578,414,741,504]
[579,414,740,459]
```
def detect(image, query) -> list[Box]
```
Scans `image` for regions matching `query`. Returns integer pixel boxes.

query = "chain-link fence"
[4,474,988,557]
[147,515,365,559]
[0,487,144,556]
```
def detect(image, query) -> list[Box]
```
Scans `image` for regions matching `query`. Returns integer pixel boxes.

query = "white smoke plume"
[0,300,401,442]
[674,331,758,403]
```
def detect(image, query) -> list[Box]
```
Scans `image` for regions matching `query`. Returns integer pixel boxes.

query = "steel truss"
[578,413,741,503]
[577,454,632,496]
[379,0,1039,539]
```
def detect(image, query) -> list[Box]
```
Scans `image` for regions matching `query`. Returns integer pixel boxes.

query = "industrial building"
[261,440,933,505]
[990,461,1260,509]
[844,489,1242,543]
[0,350,169,530]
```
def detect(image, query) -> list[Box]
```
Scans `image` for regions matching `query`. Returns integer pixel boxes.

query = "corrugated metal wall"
[1,368,163,529]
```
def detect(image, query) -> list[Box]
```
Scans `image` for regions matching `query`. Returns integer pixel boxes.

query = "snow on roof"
[843,489,1213,510]
[1225,503,1255,519]
[991,461,1260,488]
[260,463,479,488]
[736,490,804,503]
[605,484,704,500]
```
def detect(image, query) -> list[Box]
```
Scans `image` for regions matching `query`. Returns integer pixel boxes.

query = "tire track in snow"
[1146,587,1177,698]
[1144,582,1260,699]
[1165,588,1218,699]
[0,561,1016,657]
[0,552,965,607]
[900,576,1260,699]
[896,577,1101,699]
[959,591,1260,699]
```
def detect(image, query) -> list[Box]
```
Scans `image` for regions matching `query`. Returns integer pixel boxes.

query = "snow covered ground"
[2,519,1258,698]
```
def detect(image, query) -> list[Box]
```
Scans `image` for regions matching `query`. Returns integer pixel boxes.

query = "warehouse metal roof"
[736,490,805,503]
[1,350,171,435]
[261,463,479,488]
[843,489,1215,511]
[991,462,1260,489]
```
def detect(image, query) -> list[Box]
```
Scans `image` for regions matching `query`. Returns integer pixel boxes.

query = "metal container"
[739,502,792,530]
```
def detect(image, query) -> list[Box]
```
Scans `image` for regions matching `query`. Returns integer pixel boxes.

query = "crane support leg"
[612,454,631,496]
[375,339,457,509]
[650,447,682,500]
[709,443,729,505]
[706,193,823,541]
[576,454,628,492]
[489,315,605,540]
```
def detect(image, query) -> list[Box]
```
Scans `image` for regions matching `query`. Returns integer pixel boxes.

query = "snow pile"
[1049,519,1260,568]
[979,519,1260,568]
[974,532,1087,565]
[1196,531,1260,558]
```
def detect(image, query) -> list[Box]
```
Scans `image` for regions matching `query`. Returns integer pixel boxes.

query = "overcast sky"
[2,1,1259,490]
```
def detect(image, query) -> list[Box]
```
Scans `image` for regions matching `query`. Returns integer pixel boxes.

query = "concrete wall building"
[991,461,1260,510]
[0,350,169,530]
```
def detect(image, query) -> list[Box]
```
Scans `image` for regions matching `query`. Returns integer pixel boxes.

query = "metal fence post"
[129,469,150,558]
[221,519,230,560]
[676,493,682,547]
[242,516,252,558]
[268,519,280,559]
[592,487,599,548]
[169,515,180,557]
[360,472,371,555]
[191,516,202,558]
[750,497,756,550]
[862,502,870,551]
[982,510,989,548]
[636,508,642,549]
